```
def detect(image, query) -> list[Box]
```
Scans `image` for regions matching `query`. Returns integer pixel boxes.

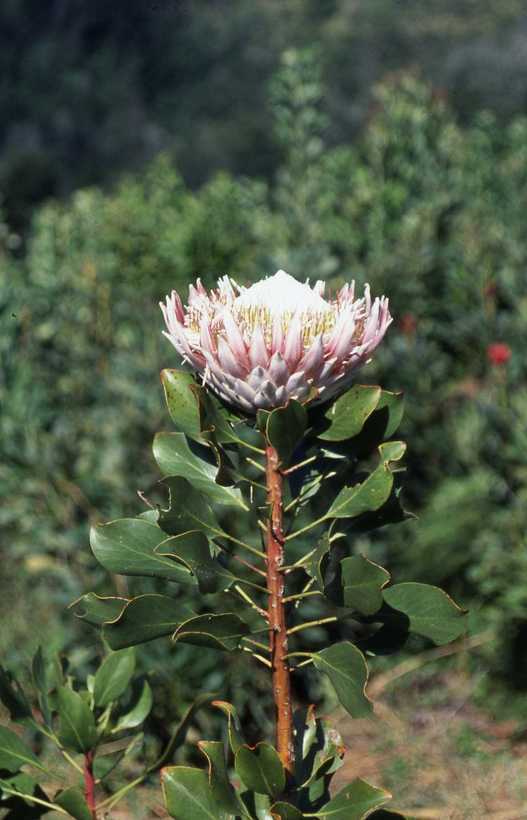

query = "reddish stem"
[83,750,97,819]
[265,444,294,772]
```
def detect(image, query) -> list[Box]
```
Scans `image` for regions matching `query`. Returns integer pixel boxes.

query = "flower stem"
[84,750,97,819]
[265,444,294,773]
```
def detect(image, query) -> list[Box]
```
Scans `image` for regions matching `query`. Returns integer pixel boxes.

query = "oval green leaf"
[161,369,202,440]
[113,680,153,732]
[235,742,285,798]
[319,385,382,442]
[317,778,391,819]
[57,686,98,754]
[90,518,193,584]
[93,648,136,708]
[312,642,372,719]
[161,765,227,820]
[103,594,193,650]
[153,432,246,508]
[0,725,46,773]
[383,582,468,645]
[341,555,391,616]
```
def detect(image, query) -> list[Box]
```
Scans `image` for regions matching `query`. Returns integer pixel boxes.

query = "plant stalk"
[265,444,294,772]
[84,750,97,819]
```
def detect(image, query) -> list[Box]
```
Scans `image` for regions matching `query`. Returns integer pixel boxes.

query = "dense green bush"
[2,53,527,723]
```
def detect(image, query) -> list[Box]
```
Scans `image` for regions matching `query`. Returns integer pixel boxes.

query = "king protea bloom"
[160,270,392,412]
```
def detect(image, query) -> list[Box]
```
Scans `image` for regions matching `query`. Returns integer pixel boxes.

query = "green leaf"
[172,613,249,651]
[57,686,98,753]
[351,391,405,457]
[71,593,128,627]
[317,778,391,818]
[112,680,153,732]
[270,802,303,819]
[235,742,285,798]
[213,700,245,754]
[153,432,246,508]
[104,594,193,650]
[0,772,41,806]
[159,477,234,542]
[319,385,382,442]
[199,740,242,816]
[31,648,51,726]
[312,642,372,719]
[375,391,405,438]
[293,706,344,789]
[152,693,216,772]
[266,400,307,465]
[340,556,390,616]
[0,726,46,774]
[90,518,193,584]
[0,667,32,722]
[54,787,93,820]
[200,389,251,447]
[383,583,468,645]
[158,530,234,594]
[326,458,399,521]
[93,648,136,708]
[161,369,202,440]
[161,765,226,819]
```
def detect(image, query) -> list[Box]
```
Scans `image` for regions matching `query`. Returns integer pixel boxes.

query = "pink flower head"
[160,270,392,412]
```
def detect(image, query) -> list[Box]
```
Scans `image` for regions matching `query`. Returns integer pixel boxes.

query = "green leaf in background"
[266,399,307,465]
[57,686,98,754]
[158,477,230,540]
[153,432,247,508]
[270,802,303,819]
[198,740,242,816]
[0,726,46,774]
[161,765,226,820]
[71,593,128,627]
[31,648,51,726]
[317,778,391,819]
[90,518,193,584]
[212,700,245,754]
[318,385,382,442]
[0,772,42,808]
[341,555,391,616]
[235,742,285,798]
[93,648,136,708]
[312,642,372,719]
[104,594,193,649]
[112,680,153,732]
[172,613,249,651]
[383,582,468,645]
[54,787,93,820]
[0,667,32,722]
[152,692,216,772]
[161,369,202,440]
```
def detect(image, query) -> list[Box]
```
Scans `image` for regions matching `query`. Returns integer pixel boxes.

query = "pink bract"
[160,270,392,412]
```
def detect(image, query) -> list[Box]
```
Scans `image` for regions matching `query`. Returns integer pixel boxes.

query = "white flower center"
[234,270,331,316]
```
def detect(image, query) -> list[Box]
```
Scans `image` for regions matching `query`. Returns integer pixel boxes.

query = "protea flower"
[160,269,392,412]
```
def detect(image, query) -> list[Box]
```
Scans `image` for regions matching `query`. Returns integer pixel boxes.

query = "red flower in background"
[400,312,417,336]
[487,342,511,366]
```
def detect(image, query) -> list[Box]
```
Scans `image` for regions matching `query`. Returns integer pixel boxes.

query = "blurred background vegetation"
[2,1,527,808]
